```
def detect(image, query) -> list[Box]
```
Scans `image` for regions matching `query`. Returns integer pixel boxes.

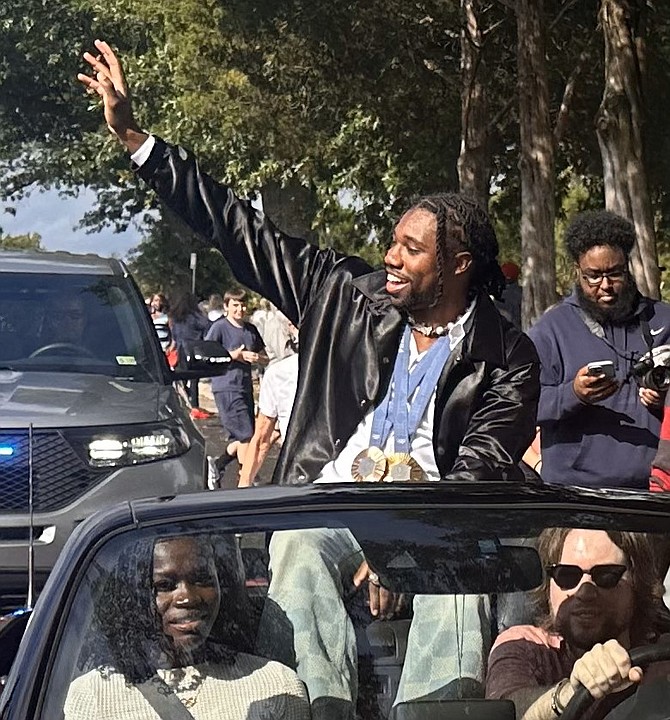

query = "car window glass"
[0,272,159,381]
[36,507,670,720]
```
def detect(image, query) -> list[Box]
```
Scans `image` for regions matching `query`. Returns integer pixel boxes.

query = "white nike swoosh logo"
[651,327,664,335]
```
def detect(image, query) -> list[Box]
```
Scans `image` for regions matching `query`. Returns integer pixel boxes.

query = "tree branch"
[554,30,598,144]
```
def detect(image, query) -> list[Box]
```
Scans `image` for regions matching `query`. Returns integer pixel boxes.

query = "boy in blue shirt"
[206,288,268,480]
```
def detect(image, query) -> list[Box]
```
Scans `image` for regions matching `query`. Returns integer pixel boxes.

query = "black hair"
[81,533,255,683]
[564,210,636,263]
[410,193,506,301]
[169,292,203,323]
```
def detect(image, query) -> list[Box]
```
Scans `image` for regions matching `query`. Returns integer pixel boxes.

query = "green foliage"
[0,0,669,287]
[126,211,234,300]
[0,232,42,250]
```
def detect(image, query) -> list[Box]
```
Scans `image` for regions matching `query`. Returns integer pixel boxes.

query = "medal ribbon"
[369,325,452,451]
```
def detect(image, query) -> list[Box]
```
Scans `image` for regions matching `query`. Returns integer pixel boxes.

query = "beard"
[388,282,441,315]
[576,278,640,327]
[553,595,631,651]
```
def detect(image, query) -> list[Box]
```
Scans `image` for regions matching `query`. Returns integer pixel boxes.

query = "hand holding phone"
[574,361,618,404]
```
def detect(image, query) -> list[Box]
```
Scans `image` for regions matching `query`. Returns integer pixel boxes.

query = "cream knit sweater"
[63,652,310,720]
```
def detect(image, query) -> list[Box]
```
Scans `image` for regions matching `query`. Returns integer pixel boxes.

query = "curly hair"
[564,210,636,263]
[532,527,664,646]
[409,193,506,302]
[82,533,255,683]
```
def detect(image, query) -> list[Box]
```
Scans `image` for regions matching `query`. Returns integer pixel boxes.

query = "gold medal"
[351,446,388,482]
[384,452,425,483]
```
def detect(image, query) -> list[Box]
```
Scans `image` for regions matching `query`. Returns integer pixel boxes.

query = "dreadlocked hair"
[411,193,506,302]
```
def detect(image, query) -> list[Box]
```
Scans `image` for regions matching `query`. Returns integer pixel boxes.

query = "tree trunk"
[596,0,659,298]
[457,0,490,210]
[517,0,558,329]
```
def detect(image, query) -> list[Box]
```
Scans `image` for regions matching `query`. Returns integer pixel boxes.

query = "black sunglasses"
[546,563,627,590]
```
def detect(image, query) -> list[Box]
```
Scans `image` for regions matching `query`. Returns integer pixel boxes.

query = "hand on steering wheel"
[560,641,670,720]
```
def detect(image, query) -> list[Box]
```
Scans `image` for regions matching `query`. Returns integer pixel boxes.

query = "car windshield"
[34,494,670,720]
[0,272,159,382]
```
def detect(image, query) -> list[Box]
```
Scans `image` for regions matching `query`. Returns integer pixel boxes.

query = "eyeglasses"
[546,563,627,590]
[579,269,627,286]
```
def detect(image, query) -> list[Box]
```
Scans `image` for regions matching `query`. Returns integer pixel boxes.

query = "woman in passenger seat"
[64,534,310,720]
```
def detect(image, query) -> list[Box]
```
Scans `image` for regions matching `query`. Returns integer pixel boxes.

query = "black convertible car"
[1,483,670,720]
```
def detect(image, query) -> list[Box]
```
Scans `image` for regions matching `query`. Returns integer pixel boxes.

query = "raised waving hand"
[77,39,148,153]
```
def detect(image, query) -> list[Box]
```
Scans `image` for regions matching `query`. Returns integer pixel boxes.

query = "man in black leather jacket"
[79,41,539,488]
[79,40,540,718]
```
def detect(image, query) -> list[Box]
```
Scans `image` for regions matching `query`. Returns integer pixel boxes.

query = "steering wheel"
[562,643,670,720]
[29,343,96,359]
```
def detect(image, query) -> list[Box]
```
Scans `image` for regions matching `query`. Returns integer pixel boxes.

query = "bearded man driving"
[487,527,670,720]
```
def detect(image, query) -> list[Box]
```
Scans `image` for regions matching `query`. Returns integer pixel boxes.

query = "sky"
[1,187,140,259]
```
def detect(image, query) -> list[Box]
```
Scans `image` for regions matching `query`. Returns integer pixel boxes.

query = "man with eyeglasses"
[486,527,670,719]
[528,210,670,489]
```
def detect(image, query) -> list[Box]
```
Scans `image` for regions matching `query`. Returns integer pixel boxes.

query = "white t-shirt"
[258,353,299,438]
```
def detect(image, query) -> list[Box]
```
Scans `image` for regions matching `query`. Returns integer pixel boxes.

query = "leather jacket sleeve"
[136,138,371,325]
[444,330,540,481]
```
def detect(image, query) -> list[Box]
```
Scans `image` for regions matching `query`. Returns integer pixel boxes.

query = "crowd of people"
[73,39,670,720]
[144,282,304,494]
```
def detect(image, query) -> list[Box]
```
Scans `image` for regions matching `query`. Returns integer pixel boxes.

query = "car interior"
[0,274,157,378]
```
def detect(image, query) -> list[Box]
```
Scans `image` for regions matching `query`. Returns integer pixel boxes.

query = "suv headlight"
[80,421,191,468]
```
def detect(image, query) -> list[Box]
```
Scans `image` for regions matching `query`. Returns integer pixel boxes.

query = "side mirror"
[172,341,231,380]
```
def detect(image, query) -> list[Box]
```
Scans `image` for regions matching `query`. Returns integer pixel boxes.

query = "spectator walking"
[206,288,268,480]
[238,324,299,487]
[169,291,212,420]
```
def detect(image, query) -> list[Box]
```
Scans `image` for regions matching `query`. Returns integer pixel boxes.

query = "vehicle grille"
[0,431,108,513]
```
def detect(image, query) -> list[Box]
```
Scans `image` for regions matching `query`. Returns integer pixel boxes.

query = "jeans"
[257,529,491,717]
